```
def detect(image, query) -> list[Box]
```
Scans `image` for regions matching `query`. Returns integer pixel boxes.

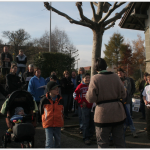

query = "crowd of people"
[0,46,150,148]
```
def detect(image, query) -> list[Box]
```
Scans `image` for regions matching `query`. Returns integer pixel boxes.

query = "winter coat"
[28,75,46,102]
[1,52,13,68]
[16,54,27,68]
[61,77,74,94]
[39,93,64,128]
[86,71,126,127]
[6,73,22,94]
[22,71,34,90]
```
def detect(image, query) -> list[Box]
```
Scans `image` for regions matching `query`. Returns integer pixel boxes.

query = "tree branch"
[90,2,96,22]
[99,2,126,24]
[76,2,95,25]
[44,2,93,29]
[97,2,104,18]
[104,21,115,30]
[103,2,133,26]
[93,2,98,7]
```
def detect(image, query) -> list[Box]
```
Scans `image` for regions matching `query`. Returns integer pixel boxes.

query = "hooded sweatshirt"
[73,83,93,108]
[28,75,46,102]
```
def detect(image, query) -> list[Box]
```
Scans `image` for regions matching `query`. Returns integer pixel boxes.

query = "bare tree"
[44,2,133,76]
[2,29,31,55]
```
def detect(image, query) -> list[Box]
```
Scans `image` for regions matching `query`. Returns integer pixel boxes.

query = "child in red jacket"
[73,73,95,145]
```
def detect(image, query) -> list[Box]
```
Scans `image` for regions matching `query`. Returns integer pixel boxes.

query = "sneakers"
[84,139,91,145]
[132,132,138,138]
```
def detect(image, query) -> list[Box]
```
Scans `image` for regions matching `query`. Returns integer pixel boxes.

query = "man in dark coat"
[22,64,34,91]
[1,46,13,76]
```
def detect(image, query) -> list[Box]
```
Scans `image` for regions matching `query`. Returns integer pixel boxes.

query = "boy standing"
[73,73,94,145]
[142,74,150,140]
[39,81,64,148]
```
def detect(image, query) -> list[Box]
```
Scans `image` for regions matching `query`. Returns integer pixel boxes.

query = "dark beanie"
[47,81,59,92]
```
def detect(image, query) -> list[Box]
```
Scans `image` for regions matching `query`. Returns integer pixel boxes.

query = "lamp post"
[75,58,80,71]
[49,2,52,52]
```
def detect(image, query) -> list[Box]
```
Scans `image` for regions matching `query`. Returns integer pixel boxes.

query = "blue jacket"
[28,75,46,102]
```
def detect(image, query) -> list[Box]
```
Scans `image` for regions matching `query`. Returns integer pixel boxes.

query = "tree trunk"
[91,30,103,76]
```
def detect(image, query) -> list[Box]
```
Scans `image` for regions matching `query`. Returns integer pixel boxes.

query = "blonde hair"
[78,67,85,74]
[63,70,69,76]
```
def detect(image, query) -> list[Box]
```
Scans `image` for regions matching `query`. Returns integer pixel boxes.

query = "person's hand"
[145,101,148,105]
[82,102,87,108]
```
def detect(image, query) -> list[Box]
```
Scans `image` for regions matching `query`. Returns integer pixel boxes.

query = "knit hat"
[15,107,24,115]
[47,81,60,92]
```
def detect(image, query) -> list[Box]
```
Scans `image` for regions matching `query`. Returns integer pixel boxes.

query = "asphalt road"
[0,93,150,148]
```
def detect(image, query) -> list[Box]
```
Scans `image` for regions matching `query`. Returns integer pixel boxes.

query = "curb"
[64,124,79,128]
[61,129,83,139]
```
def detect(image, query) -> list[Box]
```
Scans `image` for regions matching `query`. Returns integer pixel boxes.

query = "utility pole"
[49,2,52,52]
[75,58,80,71]
[127,63,128,77]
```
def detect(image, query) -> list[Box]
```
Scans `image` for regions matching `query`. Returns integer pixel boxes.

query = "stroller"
[1,90,36,148]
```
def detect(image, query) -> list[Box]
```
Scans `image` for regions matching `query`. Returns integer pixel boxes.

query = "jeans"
[45,127,61,148]
[145,106,150,140]
[17,67,26,76]
[140,102,145,118]
[130,98,133,116]
[82,107,95,141]
[96,124,125,148]
[78,105,83,130]
[36,102,42,122]
[61,94,72,116]
[68,93,73,111]
[125,104,136,133]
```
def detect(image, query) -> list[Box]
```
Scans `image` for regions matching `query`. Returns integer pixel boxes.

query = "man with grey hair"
[22,64,34,90]
[16,49,27,76]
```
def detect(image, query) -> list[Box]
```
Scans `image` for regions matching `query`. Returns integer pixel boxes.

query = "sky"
[0,1,145,69]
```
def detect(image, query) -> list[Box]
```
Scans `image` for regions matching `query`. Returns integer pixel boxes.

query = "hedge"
[34,52,75,78]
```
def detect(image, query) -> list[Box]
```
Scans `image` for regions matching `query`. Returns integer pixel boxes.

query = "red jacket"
[73,83,93,108]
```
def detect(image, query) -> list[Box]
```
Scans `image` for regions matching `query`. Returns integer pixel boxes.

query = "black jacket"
[6,73,22,94]
[61,77,74,94]
[1,52,13,68]
[77,74,82,85]
[22,71,34,90]
[129,77,135,96]
[0,83,8,97]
